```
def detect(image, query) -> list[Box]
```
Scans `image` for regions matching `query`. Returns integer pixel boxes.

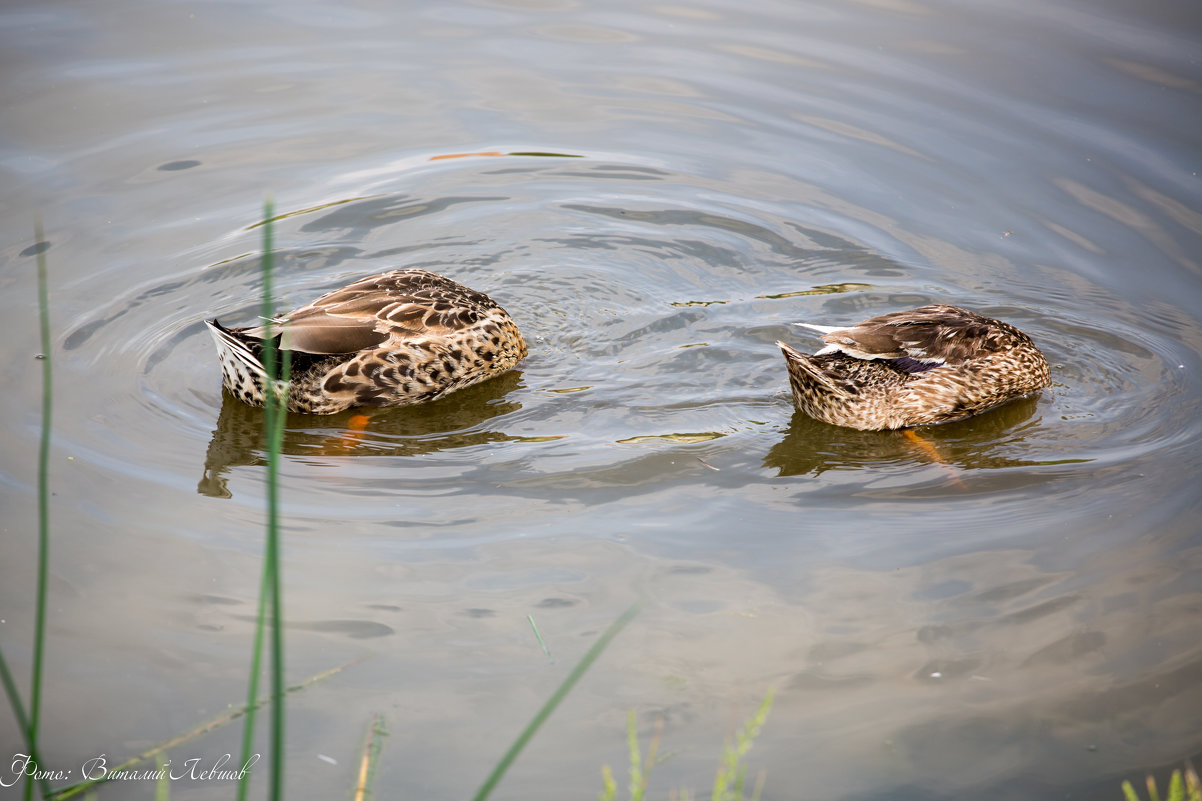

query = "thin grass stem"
[0,647,52,799]
[627,710,644,801]
[30,220,53,801]
[153,752,170,801]
[235,544,271,801]
[235,200,289,801]
[527,615,553,661]
[351,713,388,801]
[258,200,289,801]
[711,690,774,801]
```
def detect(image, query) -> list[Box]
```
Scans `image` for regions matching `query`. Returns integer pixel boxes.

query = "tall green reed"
[31,222,52,801]
[0,223,56,800]
[236,201,290,801]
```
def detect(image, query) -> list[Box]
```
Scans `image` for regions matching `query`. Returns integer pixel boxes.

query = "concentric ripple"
[52,154,1202,532]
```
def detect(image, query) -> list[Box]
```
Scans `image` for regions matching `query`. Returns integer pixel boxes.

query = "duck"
[205,269,527,414]
[777,304,1050,430]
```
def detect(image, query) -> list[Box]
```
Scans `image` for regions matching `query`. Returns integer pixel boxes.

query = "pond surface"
[2,0,1201,798]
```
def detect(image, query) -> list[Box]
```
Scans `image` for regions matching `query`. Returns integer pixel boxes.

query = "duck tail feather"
[777,341,841,394]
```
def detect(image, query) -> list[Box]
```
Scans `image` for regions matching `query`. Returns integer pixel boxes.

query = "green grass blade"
[258,199,288,801]
[712,689,774,801]
[29,221,53,801]
[0,223,57,799]
[470,601,641,801]
[351,714,388,801]
[1122,768,1202,801]
[626,710,644,801]
[236,199,289,801]
[600,710,662,801]
[235,538,272,801]
[527,615,553,661]
[1169,770,1186,801]
[153,752,170,801]
[263,203,289,801]
[0,647,52,798]
[260,200,290,801]
[597,764,617,801]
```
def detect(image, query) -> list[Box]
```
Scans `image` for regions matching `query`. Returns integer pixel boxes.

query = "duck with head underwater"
[205,268,527,414]
[777,304,1051,431]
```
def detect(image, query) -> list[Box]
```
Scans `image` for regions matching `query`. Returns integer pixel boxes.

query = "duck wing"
[799,305,1002,366]
[245,270,491,355]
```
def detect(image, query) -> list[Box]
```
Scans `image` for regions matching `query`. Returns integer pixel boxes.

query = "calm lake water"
[2,0,1201,798]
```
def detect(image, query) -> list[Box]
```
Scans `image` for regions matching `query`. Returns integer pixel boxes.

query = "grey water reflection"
[769,392,1052,473]
[765,396,1077,478]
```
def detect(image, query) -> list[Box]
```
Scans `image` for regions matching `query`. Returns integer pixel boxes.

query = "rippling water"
[2,0,1201,798]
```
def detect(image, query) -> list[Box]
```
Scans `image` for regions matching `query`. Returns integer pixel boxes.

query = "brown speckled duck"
[777,305,1050,430]
[205,269,527,414]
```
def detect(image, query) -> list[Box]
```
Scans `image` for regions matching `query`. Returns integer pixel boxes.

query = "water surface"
[2,0,1201,799]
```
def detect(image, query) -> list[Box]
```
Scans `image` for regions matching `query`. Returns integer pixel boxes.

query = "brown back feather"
[824,305,1023,364]
[244,269,498,355]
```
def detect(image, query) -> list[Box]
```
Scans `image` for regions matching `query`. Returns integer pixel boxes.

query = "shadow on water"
[198,370,528,498]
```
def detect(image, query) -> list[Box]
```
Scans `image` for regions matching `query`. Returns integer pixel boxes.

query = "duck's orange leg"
[902,429,965,489]
[320,411,374,453]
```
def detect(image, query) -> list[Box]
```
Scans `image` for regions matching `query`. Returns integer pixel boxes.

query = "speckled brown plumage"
[777,305,1050,430]
[205,269,527,414]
